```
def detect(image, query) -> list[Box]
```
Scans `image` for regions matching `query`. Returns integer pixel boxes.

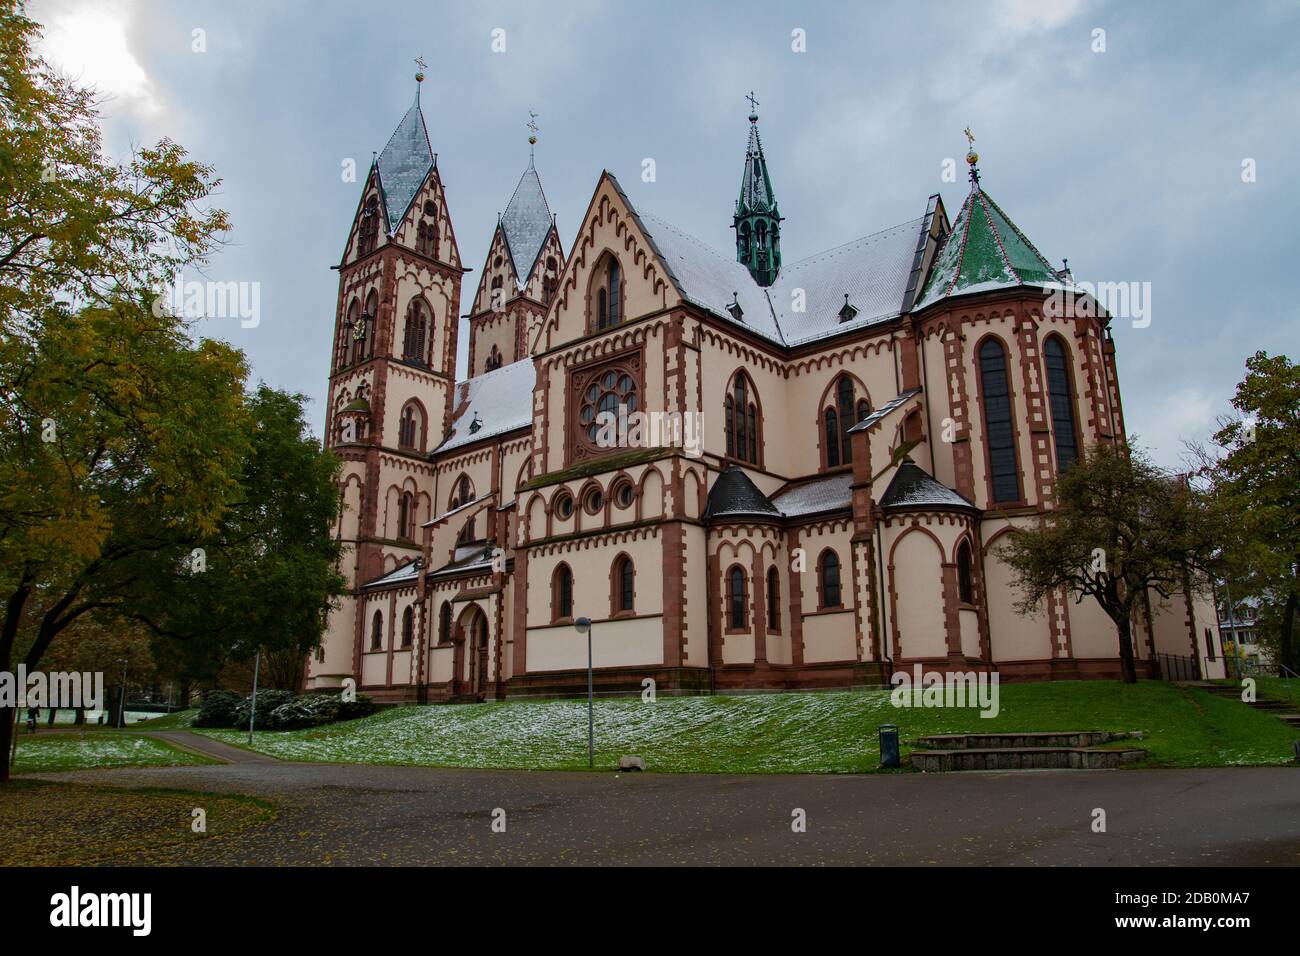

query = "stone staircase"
[909,731,1146,772]
[1189,681,1300,728]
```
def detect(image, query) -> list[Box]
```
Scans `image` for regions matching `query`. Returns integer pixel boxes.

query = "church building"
[306,78,1224,701]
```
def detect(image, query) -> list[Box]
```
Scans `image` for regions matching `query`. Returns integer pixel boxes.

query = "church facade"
[305,83,1224,702]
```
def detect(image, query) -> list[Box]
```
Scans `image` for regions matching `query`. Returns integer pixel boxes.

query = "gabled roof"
[426,543,497,581]
[879,460,976,511]
[703,466,781,521]
[915,186,1065,311]
[500,157,554,289]
[362,559,421,590]
[435,358,535,455]
[375,99,435,233]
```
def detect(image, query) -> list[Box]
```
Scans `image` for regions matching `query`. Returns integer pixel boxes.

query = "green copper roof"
[733,115,782,286]
[915,187,1062,310]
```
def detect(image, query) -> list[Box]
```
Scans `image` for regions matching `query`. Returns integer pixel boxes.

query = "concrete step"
[1274,714,1300,726]
[911,747,1148,772]
[912,731,1124,750]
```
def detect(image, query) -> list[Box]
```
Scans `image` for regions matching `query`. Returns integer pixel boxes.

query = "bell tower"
[733,93,782,287]
[307,68,465,691]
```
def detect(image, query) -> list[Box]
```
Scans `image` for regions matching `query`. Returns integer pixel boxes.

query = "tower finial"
[963,126,980,190]
[746,90,760,122]
[414,56,426,102]
[527,110,539,162]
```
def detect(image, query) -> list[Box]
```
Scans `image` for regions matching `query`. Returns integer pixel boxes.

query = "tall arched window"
[439,601,452,645]
[358,195,379,256]
[451,474,475,543]
[613,556,635,613]
[339,299,360,369]
[819,550,842,609]
[398,403,422,450]
[725,372,760,464]
[728,566,747,630]
[370,610,383,651]
[823,375,864,468]
[956,540,974,604]
[1043,336,1080,473]
[485,344,503,372]
[403,299,428,365]
[398,491,414,540]
[401,606,414,648]
[593,254,621,330]
[766,566,780,632]
[553,564,574,621]
[979,338,1021,503]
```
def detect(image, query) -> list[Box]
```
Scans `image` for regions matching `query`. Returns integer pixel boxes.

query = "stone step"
[911,747,1148,772]
[1275,714,1300,726]
[911,731,1123,750]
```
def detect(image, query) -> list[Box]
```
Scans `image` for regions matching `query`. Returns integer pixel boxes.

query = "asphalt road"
[33,747,1300,866]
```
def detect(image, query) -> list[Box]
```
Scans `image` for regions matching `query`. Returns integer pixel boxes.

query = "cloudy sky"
[29,0,1300,468]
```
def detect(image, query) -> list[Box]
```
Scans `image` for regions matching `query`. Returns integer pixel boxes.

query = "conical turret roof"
[375,99,435,233]
[500,157,553,289]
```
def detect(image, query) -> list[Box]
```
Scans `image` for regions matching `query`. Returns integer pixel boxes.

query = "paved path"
[137,730,280,764]
[32,761,1300,866]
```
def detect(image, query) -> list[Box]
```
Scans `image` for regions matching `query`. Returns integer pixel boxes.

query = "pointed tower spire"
[733,93,782,287]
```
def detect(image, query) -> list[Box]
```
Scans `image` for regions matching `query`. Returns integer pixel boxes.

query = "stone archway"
[453,604,490,701]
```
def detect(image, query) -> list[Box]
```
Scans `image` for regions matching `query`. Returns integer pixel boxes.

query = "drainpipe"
[875,519,893,685]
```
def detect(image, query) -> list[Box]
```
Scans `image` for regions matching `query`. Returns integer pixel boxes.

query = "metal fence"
[1155,652,1200,682]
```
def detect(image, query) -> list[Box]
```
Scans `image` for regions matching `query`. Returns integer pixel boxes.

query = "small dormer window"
[468,413,482,434]
[727,292,744,322]
[838,294,858,324]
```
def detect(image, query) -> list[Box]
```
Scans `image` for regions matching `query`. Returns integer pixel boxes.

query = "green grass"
[133,708,198,730]
[196,680,1300,774]
[1254,675,1300,708]
[11,732,217,774]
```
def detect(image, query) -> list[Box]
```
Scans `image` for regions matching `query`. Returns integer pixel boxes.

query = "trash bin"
[879,724,900,768]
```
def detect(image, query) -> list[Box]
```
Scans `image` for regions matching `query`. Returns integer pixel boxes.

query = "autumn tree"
[999,444,1223,683]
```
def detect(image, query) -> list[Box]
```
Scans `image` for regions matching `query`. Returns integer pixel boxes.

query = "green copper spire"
[733,94,782,286]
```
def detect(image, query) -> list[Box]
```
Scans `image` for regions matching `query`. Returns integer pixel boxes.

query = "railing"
[1155,652,1200,682]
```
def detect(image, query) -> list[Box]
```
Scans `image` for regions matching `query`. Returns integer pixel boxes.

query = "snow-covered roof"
[422,493,493,529]
[769,219,921,345]
[703,466,781,521]
[362,559,421,590]
[376,101,434,233]
[772,472,853,518]
[435,358,535,455]
[426,543,496,580]
[501,159,553,289]
[879,460,976,511]
[849,387,923,434]
[636,211,781,342]
[633,207,923,348]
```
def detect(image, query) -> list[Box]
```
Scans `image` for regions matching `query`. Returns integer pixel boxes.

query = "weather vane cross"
[746,90,760,112]
[414,55,427,72]
[963,126,975,147]
[527,111,539,136]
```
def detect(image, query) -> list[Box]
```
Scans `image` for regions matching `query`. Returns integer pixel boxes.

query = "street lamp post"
[248,646,262,746]
[574,617,594,768]
[116,658,128,728]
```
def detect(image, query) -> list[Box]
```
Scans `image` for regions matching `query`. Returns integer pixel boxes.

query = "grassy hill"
[197,680,1300,774]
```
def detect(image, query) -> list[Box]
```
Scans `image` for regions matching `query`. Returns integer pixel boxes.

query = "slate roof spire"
[374,92,435,234]
[733,93,782,287]
[500,142,554,290]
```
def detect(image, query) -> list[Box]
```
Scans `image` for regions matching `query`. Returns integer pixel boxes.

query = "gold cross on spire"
[746,90,760,112]
[963,126,975,147]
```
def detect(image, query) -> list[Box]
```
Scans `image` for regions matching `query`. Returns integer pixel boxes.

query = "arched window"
[403,299,428,365]
[766,566,780,632]
[824,407,840,467]
[820,550,842,609]
[398,403,422,450]
[979,338,1021,503]
[823,376,863,468]
[370,610,383,651]
[956,540,974,604]
[725,372,760,464]
[416,218,438,258]
[576,362,638,453]
[613,556,635,613]
[439,602,452,645]
[728,566,747,630]
[485,344,503,372]
[401,606,413,648]
[593,254,621,330]
[358,195,379,256]
[553,564,573,621]
[339,299,360,369]
[1043,336,1079,473]
[398,491,415,540]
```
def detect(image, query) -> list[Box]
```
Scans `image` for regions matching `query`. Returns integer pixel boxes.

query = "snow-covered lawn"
[195,681,1300,773]
[12,733,213,774]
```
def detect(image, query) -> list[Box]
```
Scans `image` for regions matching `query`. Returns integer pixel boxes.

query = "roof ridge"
[979,189,1059,276]
[973,189,1023,285]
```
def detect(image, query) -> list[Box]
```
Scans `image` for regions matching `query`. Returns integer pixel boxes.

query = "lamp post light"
[116,658,128,728]
[574,617,594,768]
